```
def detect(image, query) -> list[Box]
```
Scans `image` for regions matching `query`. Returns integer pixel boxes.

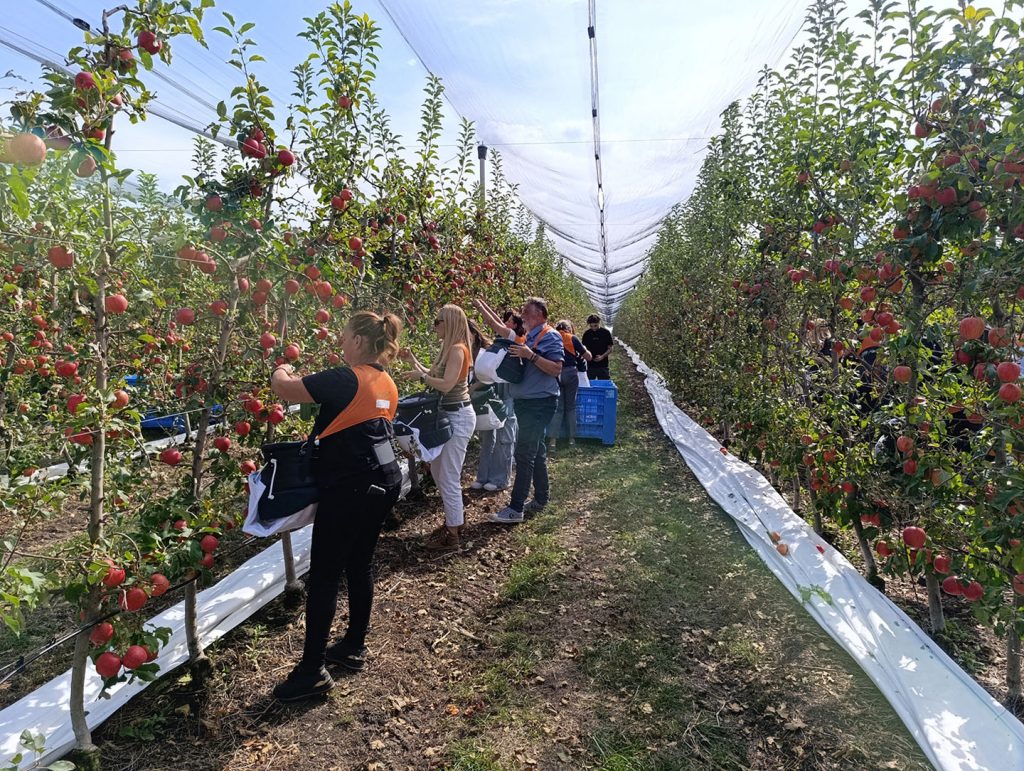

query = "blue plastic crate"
[574,380,617,445]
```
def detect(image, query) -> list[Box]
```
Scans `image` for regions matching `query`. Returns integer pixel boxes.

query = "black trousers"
[300,478,401,670]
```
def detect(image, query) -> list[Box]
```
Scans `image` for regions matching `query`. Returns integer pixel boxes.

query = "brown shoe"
[425,525,461,551]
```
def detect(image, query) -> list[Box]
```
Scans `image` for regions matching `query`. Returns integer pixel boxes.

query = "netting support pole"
[477,144,488,206]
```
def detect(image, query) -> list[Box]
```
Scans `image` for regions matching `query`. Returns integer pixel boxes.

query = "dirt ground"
[58,360,937,770]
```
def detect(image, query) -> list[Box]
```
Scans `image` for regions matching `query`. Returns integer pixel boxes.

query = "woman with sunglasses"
[399,305,476,551]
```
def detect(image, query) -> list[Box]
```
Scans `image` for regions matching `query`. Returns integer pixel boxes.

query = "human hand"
[398,347,414,361]
[509,344,531,359]
[399,369,423,382]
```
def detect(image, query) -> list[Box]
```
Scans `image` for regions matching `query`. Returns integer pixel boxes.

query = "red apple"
[119,586,148,612]
[942,576,963,595]
[959,316,985,340]
[213,436,231,453]
[137,30,162,55]
[150,573,170,597]
[122,645,149,670]
[159,447,182,466]
[105,294,129,314]
[893,365,912,383]
[902,526,926,549]
[932,554,951,575]
[89,621,114,646]
[47,245,74,269]
[95,652,122,678]
[997,362,1020,383]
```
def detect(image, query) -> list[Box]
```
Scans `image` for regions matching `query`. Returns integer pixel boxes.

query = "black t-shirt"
[582,328,613,360]
[302,364,398,488]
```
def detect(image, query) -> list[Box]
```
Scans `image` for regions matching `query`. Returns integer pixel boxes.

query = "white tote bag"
[578,371,591,388]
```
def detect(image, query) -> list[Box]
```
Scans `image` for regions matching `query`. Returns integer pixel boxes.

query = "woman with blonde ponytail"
[267,310,404,701]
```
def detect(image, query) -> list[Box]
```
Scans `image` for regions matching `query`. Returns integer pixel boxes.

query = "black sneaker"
[272,665,334,702]
[325,642,367,672]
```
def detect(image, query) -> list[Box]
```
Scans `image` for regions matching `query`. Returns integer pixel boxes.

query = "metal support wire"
[586,0,611,313]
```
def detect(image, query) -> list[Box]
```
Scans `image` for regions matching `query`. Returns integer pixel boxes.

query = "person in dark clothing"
[268,310,404,702]
[582,314,613,380]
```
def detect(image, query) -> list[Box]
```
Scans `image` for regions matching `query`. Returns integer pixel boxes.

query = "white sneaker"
[469,481,484,490]
[483,483,502,492]
[489,506,524,524]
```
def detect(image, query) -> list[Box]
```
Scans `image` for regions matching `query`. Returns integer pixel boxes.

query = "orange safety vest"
[315,364,398,442]
[559,330,576,357]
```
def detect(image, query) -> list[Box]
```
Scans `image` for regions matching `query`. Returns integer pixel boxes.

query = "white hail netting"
[374,0,807,315]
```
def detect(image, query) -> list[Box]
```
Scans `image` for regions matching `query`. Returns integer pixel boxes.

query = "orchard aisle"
[93,359,929,770]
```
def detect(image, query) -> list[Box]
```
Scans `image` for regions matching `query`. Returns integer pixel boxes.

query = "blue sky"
[1,0,814,311]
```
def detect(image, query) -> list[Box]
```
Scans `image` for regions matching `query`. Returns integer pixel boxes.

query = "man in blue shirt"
[490,296,563,523]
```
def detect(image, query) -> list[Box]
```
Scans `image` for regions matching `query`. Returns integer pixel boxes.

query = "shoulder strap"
[530,324,553,351]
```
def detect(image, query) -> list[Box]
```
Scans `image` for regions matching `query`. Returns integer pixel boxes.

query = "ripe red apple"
[67,393,86,414]
[259,332,276,350]
[119,587,148,612]
[893,365,912,383]
[267,408,286,425]
[205,195,223,211]
[150,573,170,597]
[1013,574,1024,596]
[213,436,231,453]
[896,436,914,454]
[284,344,301,361]
[903,459,919,475]
[74,71,96,90]
[240,459,257,474]
[138,30,162,55]
[75,157,97,178]
[902,526,926,549]
[284,279,300,295]
[997,362,1020,383]
[210,300,228,316]
[1000,383,1022,403]
[913,122,931,138]
[337,95,352,109]
[942,576,963,595]
[315,308,331,324]
[95,652,122,678]
[47,245,74,269]
[200,553,215,569]
[175,307,195,326]
[875,540,892,557]
[8,133,47,166]
[244,397,263,414]
[89,621,114,646]
[105,294,129,314]
[235,420,251,437]
[102,563,126,588]
[959,316,985,340]
[935,187,957,207]
[277,148,295,166]
[348,236,362,251]
[122,645,149,670]
[159,447,182,466]
[962,581,984,602]
[56,360,78,377]
[111,389,130,409]
[932,554,951,575]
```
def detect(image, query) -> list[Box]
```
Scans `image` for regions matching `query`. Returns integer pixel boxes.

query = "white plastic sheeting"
[0,432,411,769]
[0,528,312,769]
[621,340,1024,770]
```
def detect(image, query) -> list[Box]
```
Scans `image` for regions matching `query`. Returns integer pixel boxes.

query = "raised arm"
[472,297,510,338]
